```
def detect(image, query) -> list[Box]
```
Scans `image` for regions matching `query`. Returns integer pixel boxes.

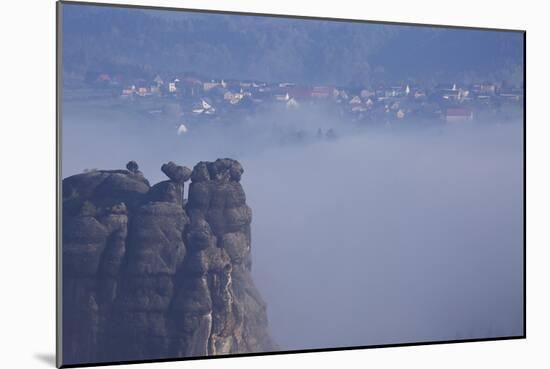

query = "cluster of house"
[99,73,523,123]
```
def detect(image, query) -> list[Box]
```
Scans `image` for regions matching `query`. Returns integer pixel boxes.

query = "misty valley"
[59,3,524,366]
[62,90,524,356]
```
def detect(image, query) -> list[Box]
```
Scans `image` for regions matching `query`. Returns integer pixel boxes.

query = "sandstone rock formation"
[62,159,275,365]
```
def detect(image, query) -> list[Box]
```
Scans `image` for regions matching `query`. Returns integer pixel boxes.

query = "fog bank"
[244,124,523,349]
[62,102,524,349]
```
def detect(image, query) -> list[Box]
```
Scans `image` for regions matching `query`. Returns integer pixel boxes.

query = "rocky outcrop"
[62,159,275,365]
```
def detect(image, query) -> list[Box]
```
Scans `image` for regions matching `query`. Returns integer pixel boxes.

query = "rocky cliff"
[62,159,275,365]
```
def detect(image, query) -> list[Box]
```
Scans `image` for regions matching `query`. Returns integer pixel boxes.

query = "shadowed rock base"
[62,159,276,365]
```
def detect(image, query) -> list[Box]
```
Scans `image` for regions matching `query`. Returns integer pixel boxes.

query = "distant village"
[85,72,524,125]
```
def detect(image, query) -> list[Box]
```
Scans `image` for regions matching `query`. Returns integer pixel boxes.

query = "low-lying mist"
[244,124,523,349]
[62,101,524,349]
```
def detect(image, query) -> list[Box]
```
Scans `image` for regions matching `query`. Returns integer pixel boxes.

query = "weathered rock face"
[62,160,275,365]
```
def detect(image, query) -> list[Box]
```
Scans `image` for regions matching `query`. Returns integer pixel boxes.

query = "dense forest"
[61,4,524,87]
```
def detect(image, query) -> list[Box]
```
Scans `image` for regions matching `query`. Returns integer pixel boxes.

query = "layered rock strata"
[62,159,274,365]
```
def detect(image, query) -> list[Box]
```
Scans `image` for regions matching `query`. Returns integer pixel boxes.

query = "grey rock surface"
[62,159,275,365]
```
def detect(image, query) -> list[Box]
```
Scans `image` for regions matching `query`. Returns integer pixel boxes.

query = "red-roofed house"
[445,108,474,123]
[288,86,313,100]
[311,86,334,98]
